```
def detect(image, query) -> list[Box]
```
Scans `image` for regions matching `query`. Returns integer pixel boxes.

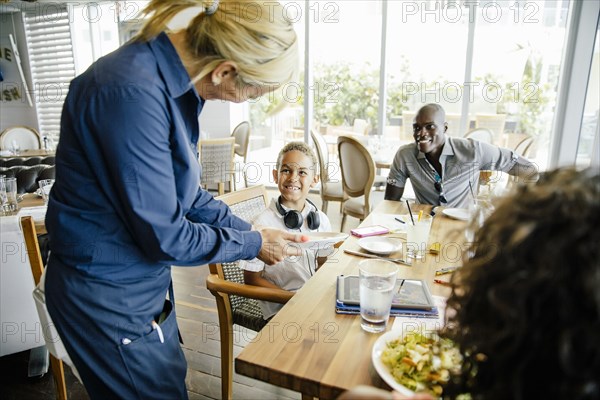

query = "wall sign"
[0,34,32,106]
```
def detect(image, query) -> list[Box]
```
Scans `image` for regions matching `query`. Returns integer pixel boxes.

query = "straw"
[417,210,423,222]
[406,200,416,225]
[468,180,476,204]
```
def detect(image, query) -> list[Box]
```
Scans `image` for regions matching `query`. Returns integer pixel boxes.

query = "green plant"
[250,60,413,132]
[312,62,379,128]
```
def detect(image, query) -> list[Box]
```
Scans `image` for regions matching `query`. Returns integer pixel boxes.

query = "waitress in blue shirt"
[45,1,301,398]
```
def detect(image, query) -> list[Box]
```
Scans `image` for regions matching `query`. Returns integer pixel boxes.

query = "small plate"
[294,232,348,250]
[357,237,402,255]
[372,331,415,396]
[442,208,470,221]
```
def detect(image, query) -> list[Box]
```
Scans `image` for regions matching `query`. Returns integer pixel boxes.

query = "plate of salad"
[372,330,462,397]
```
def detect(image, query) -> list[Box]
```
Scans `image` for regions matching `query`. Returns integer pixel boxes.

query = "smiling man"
[384,103,538,207]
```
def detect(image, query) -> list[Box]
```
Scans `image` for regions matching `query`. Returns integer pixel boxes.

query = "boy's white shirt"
[240,198,333,319]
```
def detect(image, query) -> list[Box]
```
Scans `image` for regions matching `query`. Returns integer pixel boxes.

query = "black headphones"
[275,196,321,230]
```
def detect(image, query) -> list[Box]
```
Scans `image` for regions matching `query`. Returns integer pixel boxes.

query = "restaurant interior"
[1,1,599,399]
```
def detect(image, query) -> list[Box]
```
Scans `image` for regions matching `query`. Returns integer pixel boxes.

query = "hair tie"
[205,0,219,15]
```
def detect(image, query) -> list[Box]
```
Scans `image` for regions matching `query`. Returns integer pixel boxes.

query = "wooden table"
[235,201,467,399]
[15,193,46,233]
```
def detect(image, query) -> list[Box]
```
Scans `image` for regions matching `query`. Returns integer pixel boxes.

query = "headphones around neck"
[275,196,321,230]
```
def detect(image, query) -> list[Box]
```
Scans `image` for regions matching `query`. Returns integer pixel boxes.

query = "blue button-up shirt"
[46,32,262,281]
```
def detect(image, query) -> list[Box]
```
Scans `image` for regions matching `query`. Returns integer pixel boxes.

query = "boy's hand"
[256,227,308,265]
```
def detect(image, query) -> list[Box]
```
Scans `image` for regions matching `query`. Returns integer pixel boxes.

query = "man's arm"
[507,155,539,183]
[384,183,405,201]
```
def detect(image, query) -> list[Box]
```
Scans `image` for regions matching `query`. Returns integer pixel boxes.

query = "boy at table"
[384,103,538,208]
[241,142,334,319]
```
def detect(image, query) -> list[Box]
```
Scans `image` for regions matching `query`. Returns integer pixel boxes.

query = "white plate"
[372,331,415,396]
[294,232,348,250]
[442,208,470,221]
[357,237,402,255]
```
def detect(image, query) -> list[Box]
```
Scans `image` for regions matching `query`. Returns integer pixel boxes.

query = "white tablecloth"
[0,207,47,356]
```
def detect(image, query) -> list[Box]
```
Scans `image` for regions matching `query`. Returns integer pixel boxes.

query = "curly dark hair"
[441,167,600,400]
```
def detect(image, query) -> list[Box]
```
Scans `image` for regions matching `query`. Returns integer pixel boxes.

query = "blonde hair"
[276,142,318,173]
[136,0,298,88]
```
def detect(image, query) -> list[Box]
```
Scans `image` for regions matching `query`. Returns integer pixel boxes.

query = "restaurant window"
[383,1,570,171]
[21,1,146,142]
[247,1,305,155]
[576,28,599,169]
[71,2,122,75]
[311,1,382,137]
[470,0,570,170]
[384,0,469,146]
[22,3,76,141]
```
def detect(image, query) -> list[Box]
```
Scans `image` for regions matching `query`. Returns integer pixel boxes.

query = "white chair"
[337,135,376,232]
[464,128,494,144]
[401,111,417,140]
[311,130,344,214]
[352,118,369,135]
[513,135,534,157]
[0,126,42,151]
[198,137,235,196]
[444,113,462,136]
[475,114,507,144]
[230,121,251,190]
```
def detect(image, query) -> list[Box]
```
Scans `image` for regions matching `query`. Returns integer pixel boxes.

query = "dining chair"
[401,111,417,140]
[444,113,462,136]
[0,126,42,151]
[474,113,507,144]
[464,127,494,144]
[230,121,251,190]
[505,135,536,190]
[198,137,235,196]
[205,185,294,400]
[20,216,68,400]
[352,118,369,135]
[310,130,344,214]
[513,134,534,157]
[337,135,376,232]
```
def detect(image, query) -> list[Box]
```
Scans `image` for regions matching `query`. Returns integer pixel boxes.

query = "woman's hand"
[256,227,308,265]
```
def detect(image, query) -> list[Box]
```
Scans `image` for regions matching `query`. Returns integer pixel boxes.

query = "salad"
[380,332,462,397]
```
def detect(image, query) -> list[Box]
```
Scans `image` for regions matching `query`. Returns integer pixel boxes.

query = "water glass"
[464,197,495,246]
[0,175,6,211]
[1,177,18,215]
[404,214,433,259]
[38,179,55,205]
[10,140,20,155]
[359,259,398,333]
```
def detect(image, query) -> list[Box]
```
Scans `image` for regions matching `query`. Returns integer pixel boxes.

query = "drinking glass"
[359,259,398,333]
[10,140,20,155]
[2,177,18,215]
[404,214,433,259]
[0,175,7,213]
[38,179,55,205]
[464,197,495,257]
[479,170,500,198]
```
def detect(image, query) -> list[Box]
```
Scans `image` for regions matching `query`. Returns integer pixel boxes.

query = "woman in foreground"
[341,167,600,399]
